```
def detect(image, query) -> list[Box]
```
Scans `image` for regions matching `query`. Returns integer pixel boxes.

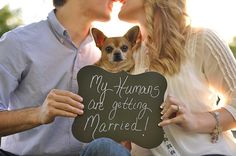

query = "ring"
[176,105,180,112]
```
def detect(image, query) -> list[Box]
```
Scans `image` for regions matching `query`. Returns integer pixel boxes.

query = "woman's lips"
[119,0,126,4]
[108,3,113,11]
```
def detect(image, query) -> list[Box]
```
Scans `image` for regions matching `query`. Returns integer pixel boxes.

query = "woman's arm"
[158,95,236,133]
[159,28,236,134]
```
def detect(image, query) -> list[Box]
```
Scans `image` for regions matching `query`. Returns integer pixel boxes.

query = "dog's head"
[92,26,140,72]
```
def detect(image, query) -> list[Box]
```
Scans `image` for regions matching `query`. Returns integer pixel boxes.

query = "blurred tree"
[0,5,22,37]
[231,36,236,46]
[229,36,236,57]
[229,36,236,137]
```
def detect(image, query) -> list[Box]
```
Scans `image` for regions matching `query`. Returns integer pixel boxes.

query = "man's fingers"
[51,89,83,102]
[50,101,84,115]
[53,108,79,118]
[52,94,84,110]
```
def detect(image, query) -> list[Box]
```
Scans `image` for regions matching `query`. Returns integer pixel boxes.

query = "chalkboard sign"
[72,65,167,149]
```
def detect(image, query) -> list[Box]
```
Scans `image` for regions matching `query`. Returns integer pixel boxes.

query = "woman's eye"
[121,45,128,52]
[105,46,113,53]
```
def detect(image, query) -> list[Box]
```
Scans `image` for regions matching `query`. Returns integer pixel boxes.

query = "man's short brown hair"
[53,0,66,7]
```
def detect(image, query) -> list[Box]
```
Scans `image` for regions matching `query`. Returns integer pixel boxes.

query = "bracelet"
[209,111,222,143]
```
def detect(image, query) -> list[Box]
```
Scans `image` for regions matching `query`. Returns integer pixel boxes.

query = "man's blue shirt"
[0,10,100,155]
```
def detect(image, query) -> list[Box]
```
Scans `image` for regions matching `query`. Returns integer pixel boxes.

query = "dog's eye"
[121,45,128,52]
[105,46,113,53]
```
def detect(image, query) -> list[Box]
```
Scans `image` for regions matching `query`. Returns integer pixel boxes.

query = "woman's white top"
[131,28,236,156]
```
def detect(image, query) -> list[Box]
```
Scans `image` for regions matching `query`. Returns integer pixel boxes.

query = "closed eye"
[121,45,128,52]
[105,46,113,53]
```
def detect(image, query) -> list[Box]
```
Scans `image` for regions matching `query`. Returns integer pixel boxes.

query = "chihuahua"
[91,26,140,73]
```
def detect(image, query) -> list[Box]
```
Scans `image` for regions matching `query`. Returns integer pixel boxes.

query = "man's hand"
[37,89,84,124]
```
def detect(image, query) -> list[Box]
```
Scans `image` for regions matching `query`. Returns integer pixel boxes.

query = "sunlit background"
[0,0,236,138]
[1,0,236,42]
[0,1,236,104]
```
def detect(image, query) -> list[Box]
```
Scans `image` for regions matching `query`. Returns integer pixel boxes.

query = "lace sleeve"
[202,28,236,119]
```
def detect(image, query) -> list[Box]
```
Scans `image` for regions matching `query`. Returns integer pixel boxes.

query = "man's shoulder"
[8,20,49,39]
[0,19,52,57]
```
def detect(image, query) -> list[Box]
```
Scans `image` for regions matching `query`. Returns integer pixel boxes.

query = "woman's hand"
[37,89,84,124]
[158,95,199,132]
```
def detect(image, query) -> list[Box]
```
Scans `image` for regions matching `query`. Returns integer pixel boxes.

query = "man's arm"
[0,89,84,137]
[0,107,40,136]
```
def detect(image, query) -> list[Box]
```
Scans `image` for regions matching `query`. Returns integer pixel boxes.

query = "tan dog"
[92,26,140,73]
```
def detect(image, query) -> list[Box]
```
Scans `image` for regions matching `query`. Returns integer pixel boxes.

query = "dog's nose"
[113,53,123,62]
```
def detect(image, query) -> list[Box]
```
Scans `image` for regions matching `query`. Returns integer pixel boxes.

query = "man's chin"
[98,14,112,22]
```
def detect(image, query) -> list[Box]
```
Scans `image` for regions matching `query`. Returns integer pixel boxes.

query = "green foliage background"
[230,37,236,57]
[0,5,22,37]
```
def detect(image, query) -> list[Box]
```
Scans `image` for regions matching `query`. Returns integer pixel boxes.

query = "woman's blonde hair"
[144,0,190,75]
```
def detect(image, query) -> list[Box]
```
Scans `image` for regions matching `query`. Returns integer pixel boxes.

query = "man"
[0,0,130,155]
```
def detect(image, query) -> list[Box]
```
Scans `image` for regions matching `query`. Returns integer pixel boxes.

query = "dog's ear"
[124,26,140,47]
[91,28,107,50]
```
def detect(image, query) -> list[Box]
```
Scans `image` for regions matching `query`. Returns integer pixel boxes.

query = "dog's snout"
[113,52,123,62]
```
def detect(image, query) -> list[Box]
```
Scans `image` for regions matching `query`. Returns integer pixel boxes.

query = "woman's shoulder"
[185,27,228,55]
[188,27,225,42]
[184,27,225,63]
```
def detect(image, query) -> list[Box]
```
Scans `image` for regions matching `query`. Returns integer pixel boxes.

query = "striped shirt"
[0,10,100,155]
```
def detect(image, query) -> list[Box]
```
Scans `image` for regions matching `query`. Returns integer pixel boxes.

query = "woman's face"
[118,0,145,23]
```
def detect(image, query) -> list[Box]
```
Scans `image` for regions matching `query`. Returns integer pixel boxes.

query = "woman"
[118,0,236,156]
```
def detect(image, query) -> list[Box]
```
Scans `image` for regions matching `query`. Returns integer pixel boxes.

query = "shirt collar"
[47,10,66,39]
[47,10,94,49]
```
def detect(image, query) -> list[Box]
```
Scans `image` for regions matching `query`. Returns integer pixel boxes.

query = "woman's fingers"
[160,99,171,115]
[161,104,180,120]
[159,95,187,127]
[161,95,180,115]
[158,115,183,127]
[159,95,198,132]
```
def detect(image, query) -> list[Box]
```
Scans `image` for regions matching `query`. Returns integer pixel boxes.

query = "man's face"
[86,0,117,22]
